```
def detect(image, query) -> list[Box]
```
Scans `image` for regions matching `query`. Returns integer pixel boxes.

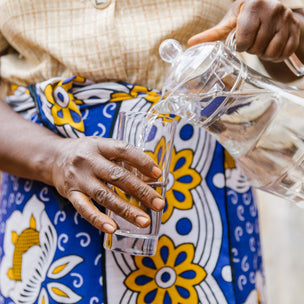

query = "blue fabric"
[0,78,265,304]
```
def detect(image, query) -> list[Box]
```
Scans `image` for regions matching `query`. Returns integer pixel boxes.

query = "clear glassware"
[103,111,176,256]
[153,37,304,206]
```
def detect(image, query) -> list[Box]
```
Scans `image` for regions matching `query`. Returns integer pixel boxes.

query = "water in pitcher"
[150,88,304,205]
[153,38,304,204]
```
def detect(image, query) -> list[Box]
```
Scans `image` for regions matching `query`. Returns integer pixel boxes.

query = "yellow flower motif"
[0,196,83,304]
[7,215,40,281]
[125,235,206,304]
[44,76,85,132]
[145,136,171,188]
[162,147,202,223]
[111,85,161,104]
[10,83,30,95]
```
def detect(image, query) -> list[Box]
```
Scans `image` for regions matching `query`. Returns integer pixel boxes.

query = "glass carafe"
[154,38,304,205]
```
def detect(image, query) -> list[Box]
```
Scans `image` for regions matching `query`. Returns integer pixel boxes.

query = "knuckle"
[116,141,135,155]
[57,170,76,195]
[64,167,77,182]
[248,0,269,11]
[120,204,132,220]
[247,45,262,56]
[284,7,294,20]
[108,165,127,182]
[94,187,111,203]
[62,179,72,195]
[87,213,100,227]
[134,183,150,200]
[71,198,87,215]
[71,152,89,167]
[253,0,265,9]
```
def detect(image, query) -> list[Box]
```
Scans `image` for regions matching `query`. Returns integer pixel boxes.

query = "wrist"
[31,136,65,186]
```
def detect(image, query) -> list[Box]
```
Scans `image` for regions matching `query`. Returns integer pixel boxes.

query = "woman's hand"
[0,100,165,234]
[188,0,302,63]
[51,136,165,233]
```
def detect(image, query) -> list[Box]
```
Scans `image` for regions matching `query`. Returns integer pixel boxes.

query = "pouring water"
[148,37,304,205]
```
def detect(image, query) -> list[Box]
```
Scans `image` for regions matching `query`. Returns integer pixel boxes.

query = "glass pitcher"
[153,35,304,205]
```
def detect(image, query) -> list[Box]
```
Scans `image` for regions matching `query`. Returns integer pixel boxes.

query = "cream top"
[0,0,303,95]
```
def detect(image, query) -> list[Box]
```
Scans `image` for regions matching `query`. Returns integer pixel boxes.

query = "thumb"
[187,0,244,47]
[187,17,237,47]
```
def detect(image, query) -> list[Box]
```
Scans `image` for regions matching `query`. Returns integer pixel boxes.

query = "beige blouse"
[0,0,303,97]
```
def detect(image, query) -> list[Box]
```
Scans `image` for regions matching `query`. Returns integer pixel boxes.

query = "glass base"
[104,230,158,256]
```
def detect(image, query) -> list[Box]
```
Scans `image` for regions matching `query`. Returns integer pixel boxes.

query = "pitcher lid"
[159,39,222,95]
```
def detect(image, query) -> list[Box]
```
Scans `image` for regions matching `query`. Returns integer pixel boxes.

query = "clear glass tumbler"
[103,111,176,256]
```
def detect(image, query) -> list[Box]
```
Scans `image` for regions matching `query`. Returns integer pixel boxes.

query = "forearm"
[0,99,63,185]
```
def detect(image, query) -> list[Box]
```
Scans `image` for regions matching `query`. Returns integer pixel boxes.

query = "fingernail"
[152,166,162,178]
[152,197,165,210]
[103,223,116,233]
[136,216,149,227]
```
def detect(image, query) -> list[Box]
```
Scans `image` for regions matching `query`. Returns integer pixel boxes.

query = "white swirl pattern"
[71,273,84,288]
[54,210,67,225]
[58,234,69,251]
[76,232,91,247]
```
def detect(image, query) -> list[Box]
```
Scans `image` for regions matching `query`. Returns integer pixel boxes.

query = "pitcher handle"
[225,29,304,77]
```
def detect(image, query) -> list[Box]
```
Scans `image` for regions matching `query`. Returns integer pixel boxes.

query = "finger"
[260,30,289,61]
[97,138,162,179]
[188,0,242,46]
[122,162,158,183]
[187,24,235,46]
[83,179,154,227]
[279,23,300,59]
[187,14,238,47]
[93,160,165,211]
[245,21,277,55]
[280,33,300,59]
[68,190,117,233]
[235,7,261,52]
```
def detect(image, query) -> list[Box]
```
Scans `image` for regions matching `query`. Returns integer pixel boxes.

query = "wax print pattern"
[0,77,264,304]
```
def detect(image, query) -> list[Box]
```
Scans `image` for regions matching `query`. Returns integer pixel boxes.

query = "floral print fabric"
[0,77,264,304]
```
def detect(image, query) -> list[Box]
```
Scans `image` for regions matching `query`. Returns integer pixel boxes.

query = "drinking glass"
[103,111,176,256]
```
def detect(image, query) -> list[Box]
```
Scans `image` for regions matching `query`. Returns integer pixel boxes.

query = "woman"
[0,0,303,303]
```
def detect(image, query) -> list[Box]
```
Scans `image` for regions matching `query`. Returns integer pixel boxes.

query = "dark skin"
[188,0,304,83]
[0,100,165,233]
[1,0,304,234]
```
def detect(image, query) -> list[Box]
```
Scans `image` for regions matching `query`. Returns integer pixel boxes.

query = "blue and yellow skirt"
[0,76,264,304]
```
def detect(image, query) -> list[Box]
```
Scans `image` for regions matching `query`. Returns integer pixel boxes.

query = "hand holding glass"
[103,111,176,256]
